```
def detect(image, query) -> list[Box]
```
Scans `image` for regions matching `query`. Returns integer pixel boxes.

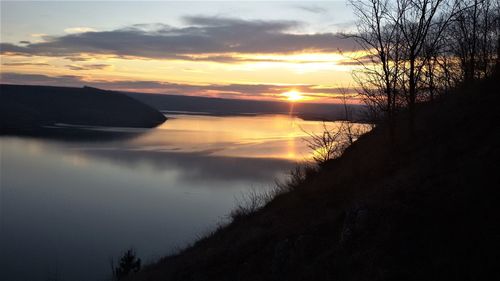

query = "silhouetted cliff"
[0,85,166,133]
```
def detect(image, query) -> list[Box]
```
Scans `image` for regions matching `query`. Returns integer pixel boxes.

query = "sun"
[283,90,303,102]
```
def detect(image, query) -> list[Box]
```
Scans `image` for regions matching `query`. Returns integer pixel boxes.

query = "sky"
[0,1,364,103]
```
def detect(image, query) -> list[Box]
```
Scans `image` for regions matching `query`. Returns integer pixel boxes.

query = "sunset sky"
[0,1,365,103]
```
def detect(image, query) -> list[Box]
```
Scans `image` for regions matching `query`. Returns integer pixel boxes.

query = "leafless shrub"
[304,120,371,165]
[302,84,372,165]
[229,164,319,221]
[303,122,350,164]
[275,164,318,191]
[229,188,273,221]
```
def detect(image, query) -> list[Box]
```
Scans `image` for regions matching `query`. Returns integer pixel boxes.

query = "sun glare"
[283,90,303,102]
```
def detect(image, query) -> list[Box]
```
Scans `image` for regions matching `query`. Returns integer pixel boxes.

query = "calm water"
[0,114,347,281]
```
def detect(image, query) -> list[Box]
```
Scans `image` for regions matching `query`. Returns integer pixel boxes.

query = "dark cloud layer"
[2,62,50,66]
[65,64,110,71]
[0,72,355,99]
[0,16,359,62]
[0,73,83,87]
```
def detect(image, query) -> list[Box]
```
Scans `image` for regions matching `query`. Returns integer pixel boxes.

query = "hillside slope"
[129,78,500,281]
[0,85,166,133]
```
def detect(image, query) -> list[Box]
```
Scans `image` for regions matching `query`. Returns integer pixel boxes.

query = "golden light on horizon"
[0,50,365,103]
[283,90,304,102]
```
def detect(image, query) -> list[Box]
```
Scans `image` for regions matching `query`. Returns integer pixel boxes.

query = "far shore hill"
[123,91,367,121]
[0,84,167,135]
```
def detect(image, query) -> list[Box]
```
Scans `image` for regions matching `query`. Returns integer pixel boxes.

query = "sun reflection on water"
[133,114,333,161]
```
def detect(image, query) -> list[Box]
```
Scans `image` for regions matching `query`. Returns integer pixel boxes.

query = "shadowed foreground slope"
[129,78,500,281]
[0,85,166,133]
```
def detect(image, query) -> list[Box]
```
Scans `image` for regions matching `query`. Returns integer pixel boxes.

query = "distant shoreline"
[161,110,372,123]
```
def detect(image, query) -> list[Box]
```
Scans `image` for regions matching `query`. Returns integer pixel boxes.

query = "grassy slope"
[129,78,500,281]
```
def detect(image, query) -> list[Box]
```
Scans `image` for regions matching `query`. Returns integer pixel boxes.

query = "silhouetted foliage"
[229,163,318,222]
[347,0,499,130]
[281,164,317,190]
[448,0,500,82]
[229,188,272,221]
[303,89,371,165]
[304,122,350,164]
[112,249,142,280]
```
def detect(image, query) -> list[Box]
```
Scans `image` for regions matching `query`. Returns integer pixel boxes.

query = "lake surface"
[0,114,350,281]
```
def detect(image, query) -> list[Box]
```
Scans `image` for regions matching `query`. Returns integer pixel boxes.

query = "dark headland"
[0,84,167,134]
[125,78,500,281]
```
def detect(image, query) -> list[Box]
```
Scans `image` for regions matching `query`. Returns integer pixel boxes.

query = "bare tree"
[421,14,454,100]
[348,0,405,124]
[496,0,500,75]
[348,0,468,133]
[395,0,457,129]
[346,0,498,139]
[448,0,500,82]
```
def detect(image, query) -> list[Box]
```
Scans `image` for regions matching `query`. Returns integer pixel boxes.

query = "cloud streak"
[2,62,50,66]
[296,5,328,14]
[65,64,111,71]
[0,16,359,63]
